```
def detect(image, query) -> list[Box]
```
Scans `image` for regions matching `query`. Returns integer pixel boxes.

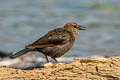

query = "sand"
[0,57,120,80]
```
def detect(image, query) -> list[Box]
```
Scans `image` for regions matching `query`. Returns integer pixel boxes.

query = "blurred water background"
[0,0,120,64]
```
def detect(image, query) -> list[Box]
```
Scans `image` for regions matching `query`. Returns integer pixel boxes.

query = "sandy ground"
[0,57,120,80]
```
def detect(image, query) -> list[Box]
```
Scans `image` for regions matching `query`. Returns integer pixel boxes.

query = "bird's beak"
[79,25,86,30]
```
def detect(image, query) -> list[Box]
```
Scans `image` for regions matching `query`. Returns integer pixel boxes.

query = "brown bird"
[9,22,85,62]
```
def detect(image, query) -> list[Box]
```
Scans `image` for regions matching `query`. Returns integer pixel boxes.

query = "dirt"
[0,57,120,80]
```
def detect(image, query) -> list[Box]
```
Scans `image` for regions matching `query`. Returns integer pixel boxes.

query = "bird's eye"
[73,25,77,28]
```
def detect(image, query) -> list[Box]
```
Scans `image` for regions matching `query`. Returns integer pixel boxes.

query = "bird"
[9,22,86,62]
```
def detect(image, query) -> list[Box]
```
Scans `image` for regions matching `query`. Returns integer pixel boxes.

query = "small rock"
[43,62,54,68]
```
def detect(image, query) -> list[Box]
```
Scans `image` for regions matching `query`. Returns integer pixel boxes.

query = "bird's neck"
[72,30,79,38]
[64,28,78,38]
[64,28,77,43]
[69,28,79,38]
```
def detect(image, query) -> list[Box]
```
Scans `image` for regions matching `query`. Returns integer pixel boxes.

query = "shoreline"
[0,57,120,80]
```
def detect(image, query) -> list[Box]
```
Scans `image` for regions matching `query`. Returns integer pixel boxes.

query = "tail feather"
[9,48,33,59]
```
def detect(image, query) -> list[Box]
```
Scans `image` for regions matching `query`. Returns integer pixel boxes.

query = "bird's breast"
[42,41,73,58]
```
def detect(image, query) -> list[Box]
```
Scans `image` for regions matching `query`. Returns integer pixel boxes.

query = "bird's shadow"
[22,65,43,70]
[11,62,44,70]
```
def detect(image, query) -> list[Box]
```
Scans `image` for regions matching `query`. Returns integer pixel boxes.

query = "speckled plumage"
[9,22,85,62]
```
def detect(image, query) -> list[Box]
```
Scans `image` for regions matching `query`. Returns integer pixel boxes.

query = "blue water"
[0,0,120,61]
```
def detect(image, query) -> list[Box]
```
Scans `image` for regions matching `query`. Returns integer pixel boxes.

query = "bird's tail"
[9,48,33,59]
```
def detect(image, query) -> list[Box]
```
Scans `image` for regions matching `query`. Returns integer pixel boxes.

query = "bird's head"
[64,22,86,37]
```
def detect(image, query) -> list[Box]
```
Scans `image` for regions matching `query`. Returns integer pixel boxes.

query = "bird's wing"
[25,28,70,49]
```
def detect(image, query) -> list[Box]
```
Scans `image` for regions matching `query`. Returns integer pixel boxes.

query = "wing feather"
[25,28,70,49]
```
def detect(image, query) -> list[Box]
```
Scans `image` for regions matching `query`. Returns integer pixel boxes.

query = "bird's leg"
[44,55,49,63]
[52,57,58,62]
